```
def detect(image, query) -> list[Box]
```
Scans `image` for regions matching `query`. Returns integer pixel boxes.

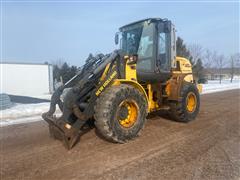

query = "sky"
[1,1,239,66]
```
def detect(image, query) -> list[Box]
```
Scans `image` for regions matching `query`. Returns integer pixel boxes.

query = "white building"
[0,62,53,97]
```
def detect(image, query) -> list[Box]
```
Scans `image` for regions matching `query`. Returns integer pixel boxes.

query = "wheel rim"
[118,100,138,128]
[186,92,197,113]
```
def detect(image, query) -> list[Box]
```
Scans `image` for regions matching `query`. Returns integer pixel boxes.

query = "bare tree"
[230,53,240,83]
[212,52,226,84]
[203,49,213,68]
[230,55,234,83]
[188,44,204,65]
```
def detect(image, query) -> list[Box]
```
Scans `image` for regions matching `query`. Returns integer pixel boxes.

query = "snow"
[0,102,62,127]
[0,102,50,120]
[1,79,240,127]
[0,103,49,127]
[0,115,43,127]
[202,79,240,94]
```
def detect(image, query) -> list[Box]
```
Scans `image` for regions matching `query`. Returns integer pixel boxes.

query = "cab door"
[157,22,172,73]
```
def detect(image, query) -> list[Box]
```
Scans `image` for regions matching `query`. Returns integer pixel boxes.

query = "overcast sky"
[1,1,239,66]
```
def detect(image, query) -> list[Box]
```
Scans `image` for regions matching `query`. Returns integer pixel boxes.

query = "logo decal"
[95,71,117,96]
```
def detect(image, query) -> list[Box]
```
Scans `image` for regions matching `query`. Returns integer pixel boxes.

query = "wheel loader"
[42,18,202,149]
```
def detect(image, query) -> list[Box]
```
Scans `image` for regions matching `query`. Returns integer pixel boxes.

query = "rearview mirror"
[115,33,119,45]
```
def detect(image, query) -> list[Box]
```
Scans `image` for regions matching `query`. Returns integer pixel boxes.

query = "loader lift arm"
[42,50,123,149]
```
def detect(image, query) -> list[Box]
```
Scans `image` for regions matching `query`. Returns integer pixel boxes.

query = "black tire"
[169,83,200,123]
[94,84,147,143]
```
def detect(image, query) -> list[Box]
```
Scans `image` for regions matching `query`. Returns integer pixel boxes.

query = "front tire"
[94,84,147,143]
[169,83,200,122]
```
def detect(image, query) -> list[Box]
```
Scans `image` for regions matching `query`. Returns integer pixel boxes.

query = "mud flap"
[42,113,89,150]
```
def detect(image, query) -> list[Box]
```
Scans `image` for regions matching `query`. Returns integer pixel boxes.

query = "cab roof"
[119,18,169,31]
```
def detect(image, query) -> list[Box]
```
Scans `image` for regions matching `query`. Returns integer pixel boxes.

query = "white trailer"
[0,62,53,97]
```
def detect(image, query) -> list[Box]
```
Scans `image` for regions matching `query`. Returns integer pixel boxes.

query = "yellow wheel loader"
[42,18,202,149]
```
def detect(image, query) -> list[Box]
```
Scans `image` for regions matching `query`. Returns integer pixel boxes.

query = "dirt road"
[1,90,240,180]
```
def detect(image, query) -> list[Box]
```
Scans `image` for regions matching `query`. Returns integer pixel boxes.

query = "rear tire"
[94,84,147,143]
[169,83,200,122]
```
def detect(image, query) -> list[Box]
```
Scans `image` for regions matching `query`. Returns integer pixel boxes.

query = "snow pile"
[0,102,50,120]
[202,79,240,94]
[0,115,45,127]
[0,102,62,127]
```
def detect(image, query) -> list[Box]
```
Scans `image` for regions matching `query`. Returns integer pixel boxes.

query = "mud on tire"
[169,83,200,123]
[94,84,147,143]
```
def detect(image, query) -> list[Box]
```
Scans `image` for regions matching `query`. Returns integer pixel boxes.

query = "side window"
[159,33,166,54]
[158,32,170,71]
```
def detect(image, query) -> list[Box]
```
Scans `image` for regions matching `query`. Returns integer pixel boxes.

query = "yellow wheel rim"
[186,92,197,113]
[118,100,138,128]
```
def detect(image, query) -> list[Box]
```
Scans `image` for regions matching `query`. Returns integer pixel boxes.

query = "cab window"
[158,31,170,71]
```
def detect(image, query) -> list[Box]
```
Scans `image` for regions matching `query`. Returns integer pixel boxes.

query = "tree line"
[177,37,240,84]
[51,60,79,84]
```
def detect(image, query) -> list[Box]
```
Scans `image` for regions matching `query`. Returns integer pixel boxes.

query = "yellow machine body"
[43,18,202,149]
[99,56,202,113]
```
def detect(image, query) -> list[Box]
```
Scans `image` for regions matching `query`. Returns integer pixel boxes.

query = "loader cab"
[117,18,176,83]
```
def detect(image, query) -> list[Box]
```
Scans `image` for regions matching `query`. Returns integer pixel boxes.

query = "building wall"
[0,63,53,96]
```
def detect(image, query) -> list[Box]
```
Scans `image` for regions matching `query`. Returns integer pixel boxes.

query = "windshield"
[121,26,142,55]
[121,23,154,70]
[121,23,154,56]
